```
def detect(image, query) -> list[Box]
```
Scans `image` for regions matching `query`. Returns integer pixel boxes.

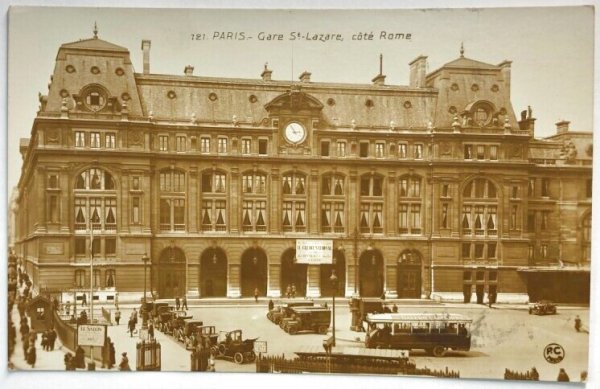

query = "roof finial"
[264,62,268,70]
[93,21,98,39]
[460,42,464,57]
[379,53,383,75]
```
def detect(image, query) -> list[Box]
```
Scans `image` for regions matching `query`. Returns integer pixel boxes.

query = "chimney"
[261,63,272,81]
[141,40,151,74]
[299,71,311,83]
[409,55,428,88]
[498,60,512,98]
[184,65,194,76]
[556,120,570,134]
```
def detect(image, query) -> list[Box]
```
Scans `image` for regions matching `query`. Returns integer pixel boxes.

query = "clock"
[284,122,306,144]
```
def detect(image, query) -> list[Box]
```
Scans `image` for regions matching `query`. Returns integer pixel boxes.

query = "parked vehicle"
[349,297,384,332]
[282,306,331,335]
[267,300,314,324]
[155,306,175,332]
[178,320,204,344]
[364,313,472,357]
[212,330,258,364]
[193,325,219,351]
[528,300,557,315]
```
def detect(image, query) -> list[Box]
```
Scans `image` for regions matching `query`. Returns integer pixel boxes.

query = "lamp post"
[330,270,338,347]
[142,253,150,329]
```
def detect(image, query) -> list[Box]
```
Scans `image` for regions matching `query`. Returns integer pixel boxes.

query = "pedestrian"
[128,317,136,337]
[182,295,188,310]
[132,308,138,326]
[175,296,181,310]
[114,292,119,310]
[102,338,111,369]
[22,335,29,361]
[64,352,74,371]
[268,299,274,311]
[26,345,36,368]
[48,328,57,351]
[254,287,259,303]
[392,303,398,313]
[291,284,296,298]
[557,368,570,382]
[75,345,85,369]
[109,341,116,369]
[286,284,292,299]
[41,331,48,351]
[52,297,59,312]
[114,309,121,325]
[148,322,155,340]
[574,315,582,332]
[82,293,87,307]
[119,352,131,371]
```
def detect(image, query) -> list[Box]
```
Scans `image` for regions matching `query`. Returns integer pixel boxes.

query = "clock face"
[284,122,306,144]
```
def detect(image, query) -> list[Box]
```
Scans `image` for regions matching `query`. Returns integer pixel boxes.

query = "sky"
[6,6,595,191]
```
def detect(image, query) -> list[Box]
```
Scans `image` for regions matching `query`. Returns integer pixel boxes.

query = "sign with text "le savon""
[77,324,107,347]
[295,239,333,264]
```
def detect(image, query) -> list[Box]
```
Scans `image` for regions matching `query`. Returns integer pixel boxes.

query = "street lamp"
[330,270,338,347]
[141,253,150,329]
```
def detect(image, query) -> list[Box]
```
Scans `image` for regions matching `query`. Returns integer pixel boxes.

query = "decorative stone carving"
[46,128,60,144]
[562,141,578,163]
[440,142,452,156]
[128,130,143,146]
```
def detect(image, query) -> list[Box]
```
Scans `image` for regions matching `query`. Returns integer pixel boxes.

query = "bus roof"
[366,313,472,323]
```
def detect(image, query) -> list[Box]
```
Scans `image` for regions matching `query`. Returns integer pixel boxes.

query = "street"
[9,299,589,382]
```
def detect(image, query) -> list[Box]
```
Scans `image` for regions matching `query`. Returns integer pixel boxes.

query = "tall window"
[90,132,101,148]
[336,141,346,157]
[359,142,369,158]
[105,270,116,288]
[489,145,498,160]
[282,173,307,232]
[75,132,85,148]
[360,174,384,234]
[158,135,168,151]
[176,136,186,152]
[241,138,251,154]
[321,174,345,233]
[398,144,407,159]
[541,178,550,197]
[200,137,211,153]
[242,171,268,232]
[375,142,385,158]
[75,269,86,288]
[131,197,141,224]
[242,172,267,194]
[414,144,423,159]
[398,175,423,234]
[462,178,498,237]
[201,170,227,232]
[217,137,228,153]
[105,133,116,149]
[74,168,117,231]
[159,169,186,231]
[321,141,330,157]
[258,139,268,155]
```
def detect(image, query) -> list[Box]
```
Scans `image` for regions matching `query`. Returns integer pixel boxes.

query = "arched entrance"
[320,250,346,297]
[280,249,307,297]
[200,247,228,297]
[397,250,422,298]
[157,247,186,299]
[359,249,384,297]
[241,248,268,297]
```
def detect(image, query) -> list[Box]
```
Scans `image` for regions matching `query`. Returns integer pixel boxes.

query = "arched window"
[398,175,423,235]
[321,173,345,233]
[360,173,385,234]
[282,172,307,232]
[74,168,117,232]
[242,171,268,232]
[201,170,227,232]
[159,169,186,232]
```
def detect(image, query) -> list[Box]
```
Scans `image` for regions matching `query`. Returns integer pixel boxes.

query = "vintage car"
[212,329,258,364]
[267,300,314,324]
[349,297,385,332]
[177,319,204,344]
[528,301,557,315]
[185,325,219,351]
[155,305,176,332]
[282,306,331,335]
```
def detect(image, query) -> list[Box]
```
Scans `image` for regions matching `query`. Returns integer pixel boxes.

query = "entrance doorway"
[359,249,384,297]
[200,247,228,297]
[320,250,346,297]
[280,249,307,297]
[240,248,268,297]
[397,250,422,298]
[157,247,186,299]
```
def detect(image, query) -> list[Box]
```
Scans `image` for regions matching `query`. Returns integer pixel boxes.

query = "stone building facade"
[13,32,592,303]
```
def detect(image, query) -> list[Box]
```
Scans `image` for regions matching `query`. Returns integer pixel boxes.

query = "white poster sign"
[77,324,107,347]
[296,239,333,264]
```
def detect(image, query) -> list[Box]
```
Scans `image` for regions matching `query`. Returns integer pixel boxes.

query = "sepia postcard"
[4,3,597,389]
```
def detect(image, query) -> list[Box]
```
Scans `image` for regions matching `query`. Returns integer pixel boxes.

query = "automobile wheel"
[275,318,281,325]
[247,351,256,362]
[289,326,298,335]
[528,308,532,315]
[210,346,219,358]
[267,313,272,321]
[218,344,227,355]
[234,352,244,364]
[432,346,446,357]
[318,326,328,335]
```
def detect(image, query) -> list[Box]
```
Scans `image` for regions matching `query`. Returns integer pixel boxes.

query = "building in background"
[13,30,592,303]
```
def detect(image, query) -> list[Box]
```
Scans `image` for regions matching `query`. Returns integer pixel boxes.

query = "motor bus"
[364,313,472,357]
